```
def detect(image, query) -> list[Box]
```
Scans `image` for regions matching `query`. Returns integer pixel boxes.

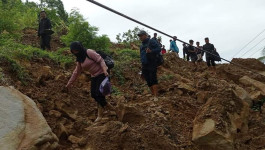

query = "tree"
[40,0,68,22]
[61,9,110,50]
[116,27,144,44]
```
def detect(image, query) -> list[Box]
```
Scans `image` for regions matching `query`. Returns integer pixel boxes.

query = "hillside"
[1,27,265,150]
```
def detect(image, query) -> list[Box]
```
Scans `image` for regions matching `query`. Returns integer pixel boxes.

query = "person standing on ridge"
[170,36,179,57]
[187,40,197,69]
[196,41,204,64]
[169,40,173,52]
[38,11,52,50]
[138,30,161,101]
[161,45,167,54]
[152,33,158,41]
[65,42,124,122]
[157,38,162,48]
[182,43,190,61]
[203,37,216,71]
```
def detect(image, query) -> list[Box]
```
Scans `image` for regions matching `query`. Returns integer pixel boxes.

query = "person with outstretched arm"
[170,36,179,57]
[38,11,52,50]
[138,31,161,101]
[203,37,216,72]
[65,42,124,122]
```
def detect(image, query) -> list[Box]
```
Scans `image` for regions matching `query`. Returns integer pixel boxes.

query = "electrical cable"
[232,29,265,58]
[86,0,265,77]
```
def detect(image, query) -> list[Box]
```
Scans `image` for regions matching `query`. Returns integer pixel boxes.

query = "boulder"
[68,135,82,144]
[239,76,265,94]
[55,100,78,120]
[196,91,208,104]
[232,86,253,106]
[0,86,58,150]
[192,90,249,150]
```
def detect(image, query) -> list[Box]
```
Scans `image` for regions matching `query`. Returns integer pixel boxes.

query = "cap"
[173,36,177,39]
[137,30,147,36]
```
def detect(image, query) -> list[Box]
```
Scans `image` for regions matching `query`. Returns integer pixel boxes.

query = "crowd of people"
[38,11,219,122]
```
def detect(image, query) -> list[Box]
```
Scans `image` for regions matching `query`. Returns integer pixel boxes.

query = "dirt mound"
[232,58,265,71]
[1,52,265,150]
[21,28,65,51]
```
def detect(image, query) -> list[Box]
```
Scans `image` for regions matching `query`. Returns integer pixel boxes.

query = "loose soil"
[1,52,265,150]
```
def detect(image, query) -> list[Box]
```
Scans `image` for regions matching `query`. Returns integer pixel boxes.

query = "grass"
[111,49,140,85]
[159,74,174,81]
[0,38,74,83]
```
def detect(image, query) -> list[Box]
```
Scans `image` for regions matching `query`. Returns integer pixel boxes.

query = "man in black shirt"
[203,37,216,71]
[38,11,52,50]
[187,40,197,68]
[182,44,190,61]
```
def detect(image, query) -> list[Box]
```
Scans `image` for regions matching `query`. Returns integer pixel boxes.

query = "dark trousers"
[206,57,216,67]
[142,64,158,87]
[40,34,51,50]
[91,74,107,107]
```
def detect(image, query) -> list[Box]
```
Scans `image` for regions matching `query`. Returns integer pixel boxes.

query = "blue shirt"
[170,41,179,53]
[140,38,161,65]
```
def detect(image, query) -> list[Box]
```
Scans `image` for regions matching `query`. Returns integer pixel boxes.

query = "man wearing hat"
[137,31,161,101]
[170,36,179,57]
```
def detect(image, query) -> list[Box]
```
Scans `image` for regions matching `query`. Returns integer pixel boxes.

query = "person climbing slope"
[138,30,161,101]
[65,41,123,122]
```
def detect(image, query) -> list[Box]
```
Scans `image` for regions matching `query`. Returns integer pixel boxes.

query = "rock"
[57,123,69,139]
[0,86,58,150]
[249,91,264,100]
[193,119,234,150]
[68,135,82,144]
[55,100,78,120]
[192,90,249,150]
[49,110,62,118]
[197,91,208,104]
[239,76,265,95]
[232,85,252,106]
[177,82,196,93]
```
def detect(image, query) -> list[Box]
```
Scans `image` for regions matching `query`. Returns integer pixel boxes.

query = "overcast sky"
[27,0,265,60]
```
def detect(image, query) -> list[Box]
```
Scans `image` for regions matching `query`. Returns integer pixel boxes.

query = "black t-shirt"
[203,43,215,57]
[188,45,196,56]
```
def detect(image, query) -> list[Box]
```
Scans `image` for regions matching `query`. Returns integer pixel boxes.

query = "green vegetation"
[0,38,74,83]
[112,49,140,85]
[112,85,123,96]
[159,74,174,81]
[252,98,265,111]
[0,0,113,83]
[61,9,111,50]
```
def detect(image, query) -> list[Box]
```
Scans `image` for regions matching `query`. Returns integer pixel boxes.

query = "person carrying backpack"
[138,31,161,101]
[65,41,123,122]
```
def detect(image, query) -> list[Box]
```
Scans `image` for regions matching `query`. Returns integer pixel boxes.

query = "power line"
[86,0,265,77]
[233,29,265,58]
[248,46,265,58]
[240,37,265,58]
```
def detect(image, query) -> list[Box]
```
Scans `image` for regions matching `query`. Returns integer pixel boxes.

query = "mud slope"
[0,53,265,150]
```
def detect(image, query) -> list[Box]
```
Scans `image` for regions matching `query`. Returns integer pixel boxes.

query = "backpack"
[213,50,221,62]
[147,39,164,67]
[86,50,115,69]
